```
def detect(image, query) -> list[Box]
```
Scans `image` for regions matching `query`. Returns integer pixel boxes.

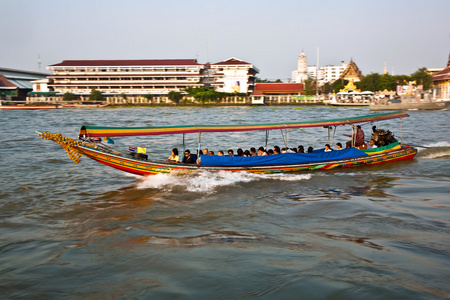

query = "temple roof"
[432,53,450,82]
[340,59,363,82]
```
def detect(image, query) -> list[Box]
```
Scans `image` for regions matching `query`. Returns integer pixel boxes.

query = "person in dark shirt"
[183,150,195,164]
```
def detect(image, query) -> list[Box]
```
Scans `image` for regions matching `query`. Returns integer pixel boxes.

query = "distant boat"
[328,91,373,106]
[62,101,109,108]
[370,96,450,111]
[0,101,61,110]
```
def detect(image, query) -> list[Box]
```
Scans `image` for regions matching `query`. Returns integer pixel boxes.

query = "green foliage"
[120,93,127,100]
[410,67,432,90]
[144,94,153,100]
[63,92,76,101]
[350,67,433,93]
[332,79,348,93]
[303,77,317,95]
[168,91,183,103]
[89,89,104,101]
[184,87,239,104]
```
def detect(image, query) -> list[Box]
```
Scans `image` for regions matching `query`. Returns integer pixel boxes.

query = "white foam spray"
[135,171,312,193]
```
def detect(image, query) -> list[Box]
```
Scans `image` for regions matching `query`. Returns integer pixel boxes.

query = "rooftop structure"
[0,67,49,100]
[339,59,363,82]
[253,83,304,95]
[432,53,450,100]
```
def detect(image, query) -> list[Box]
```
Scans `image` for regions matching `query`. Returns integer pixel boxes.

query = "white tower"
[295,49,308,83]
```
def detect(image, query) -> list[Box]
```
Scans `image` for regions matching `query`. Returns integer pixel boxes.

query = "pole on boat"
[265,130,269,149]
[281,128,288,150]
[198,132,201,163]
[182,133,185,161]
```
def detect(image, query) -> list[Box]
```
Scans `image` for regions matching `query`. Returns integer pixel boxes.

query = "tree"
[379,74,396,91]
[168,91,183,104]
[89,89,104,101]
[63,92,76,101]
[303,77,317,95]
[357,73,380,92]
[332,79,348,93]
[410,67,432,90]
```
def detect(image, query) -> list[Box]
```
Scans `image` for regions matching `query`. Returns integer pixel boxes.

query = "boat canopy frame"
[78,111,409,138]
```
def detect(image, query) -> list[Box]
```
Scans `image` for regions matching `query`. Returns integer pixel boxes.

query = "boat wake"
[135,171,312,193]
[416,141,450,159]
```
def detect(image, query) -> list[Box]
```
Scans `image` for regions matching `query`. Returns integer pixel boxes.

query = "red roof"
[0,75,17,88]
[212,58,252,66]
[433,66,450,81]
[49,59,201,67]
[254,83,304,94]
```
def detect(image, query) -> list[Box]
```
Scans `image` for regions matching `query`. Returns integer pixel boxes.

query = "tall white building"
[292,50,308,83]
[291,50,348,85]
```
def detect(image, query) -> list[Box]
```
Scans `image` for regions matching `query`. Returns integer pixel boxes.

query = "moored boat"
[37,111,417,176]
[370,97,450,111]
[0,101,61,110]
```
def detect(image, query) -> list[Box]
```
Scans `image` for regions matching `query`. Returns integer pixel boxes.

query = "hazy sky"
[1,0,449,80]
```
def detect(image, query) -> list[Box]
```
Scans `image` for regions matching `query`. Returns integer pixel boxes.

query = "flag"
[128,147,136,152]
[137,147,147,154]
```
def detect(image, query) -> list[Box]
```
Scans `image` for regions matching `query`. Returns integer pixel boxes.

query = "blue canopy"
[199,147,367,167]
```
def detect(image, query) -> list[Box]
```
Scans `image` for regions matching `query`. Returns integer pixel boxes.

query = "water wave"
[135,171,312,193]
[416,141,450,159]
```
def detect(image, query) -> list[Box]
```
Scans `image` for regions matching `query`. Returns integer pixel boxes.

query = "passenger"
[298,145,305,153]
[202,148,209,155]
[258,147,267,156]
[218,150,224,156]
[244,150,251,157]
[336,142,343,150]
[267,149,274,155]
[324,144,333,152]
[166,148,179,163]
[345,125,365,148]
[250,147,257,156]
[367,139,377,149]
[209,150,214,155]
[237,148,244,157]
[228,149,234,156]
[307,146,314,153]
[273,146,281,154]
[291,148,298,153]
[183,149,195,164]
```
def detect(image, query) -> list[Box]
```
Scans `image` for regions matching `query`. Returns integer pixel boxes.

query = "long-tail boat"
[36,111,417,176]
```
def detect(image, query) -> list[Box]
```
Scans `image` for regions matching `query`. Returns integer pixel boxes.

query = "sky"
[1,0,449,81]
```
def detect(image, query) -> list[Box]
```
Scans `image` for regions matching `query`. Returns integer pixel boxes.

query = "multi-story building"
[47,59,205,96]
[210,57,259,94]
[46,58,259,96]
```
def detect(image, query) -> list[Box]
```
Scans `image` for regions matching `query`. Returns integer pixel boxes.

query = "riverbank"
[21,94,325,107]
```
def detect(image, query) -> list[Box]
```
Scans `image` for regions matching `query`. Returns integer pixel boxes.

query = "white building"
[210,57,259,94]
[46,58,259,96]
[291,50,347,85]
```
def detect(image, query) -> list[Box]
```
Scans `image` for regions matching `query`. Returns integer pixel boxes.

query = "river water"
[0,106,449,299]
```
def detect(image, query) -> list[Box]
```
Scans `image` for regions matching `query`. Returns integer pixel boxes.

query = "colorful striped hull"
[77,145,417,176]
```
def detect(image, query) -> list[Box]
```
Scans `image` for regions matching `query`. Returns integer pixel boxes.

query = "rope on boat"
[36,131,82,164]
